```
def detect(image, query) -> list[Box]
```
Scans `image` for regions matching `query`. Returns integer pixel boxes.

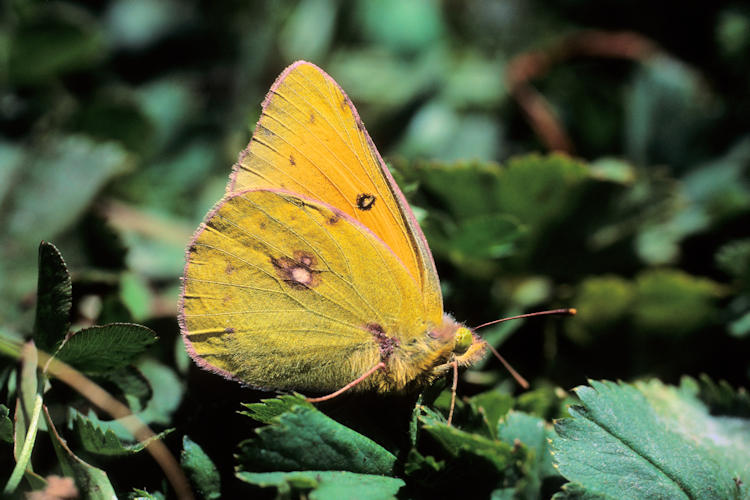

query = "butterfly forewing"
[229,61,443,326]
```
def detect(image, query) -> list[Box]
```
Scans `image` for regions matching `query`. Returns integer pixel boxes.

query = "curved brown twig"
[506,30,661,153]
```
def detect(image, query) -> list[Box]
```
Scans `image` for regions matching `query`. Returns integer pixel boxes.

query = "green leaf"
[566,275,635,344]
[54,323,157,374]
[636,378,750,484]
[71,410,172,456]
[633,269,722,336]
[355,0,443,53]
[431,213,525,264]
[8,4,105,84]
[625,55,716,167]
[551,380,746,499]
[119,272,152,321]
[497,411,559,497]
[0,404,12,443]
[3,136,132,248]
[694,374,750,418]
[419,408,514,471]
[237,470,404,500]
[43,406,117,500]
[80,359,182,440]
[403,448,445,476]
[716,239,750,282]
[99,366,153,413]
[239,393,313,424]
[552,482,607,500]
[181,436,221,500]
[129,489,166,500]
[33,242,72,353]
[279,0,337,61]
[467,390,515,439]
[237,406,396,475]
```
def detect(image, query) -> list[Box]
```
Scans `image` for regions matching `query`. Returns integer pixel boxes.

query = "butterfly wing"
[229,61,443,328]
[179,189,429,392]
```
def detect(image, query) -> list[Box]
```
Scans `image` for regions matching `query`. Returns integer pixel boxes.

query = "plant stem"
[4,393,43,494]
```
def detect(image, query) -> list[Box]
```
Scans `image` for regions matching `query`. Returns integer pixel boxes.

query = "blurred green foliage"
[1,0,749,497]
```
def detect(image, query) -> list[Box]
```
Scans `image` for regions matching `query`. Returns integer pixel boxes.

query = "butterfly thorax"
[360,315,487,394]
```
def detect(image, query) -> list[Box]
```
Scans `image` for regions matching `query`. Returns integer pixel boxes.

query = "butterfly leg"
[447,360,459,425]
[306,361,386,403]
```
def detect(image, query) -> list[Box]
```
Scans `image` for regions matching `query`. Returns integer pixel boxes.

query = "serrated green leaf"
[237,406,396,475]
[0,404,12,443]
[694,374,750,418]
[33,242,72,353]
[636,378,750,485]
[239,394,313,424]
[54,323,157,373]
[43,406,116,500]
[71,409,172,456]
[419,410,514,471]
[181,436,220,500]
[551,380,745,500]
[237,470,404,500]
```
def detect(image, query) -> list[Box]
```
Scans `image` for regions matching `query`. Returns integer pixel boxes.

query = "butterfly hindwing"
[180,189,427,392]
[229,61,443,325]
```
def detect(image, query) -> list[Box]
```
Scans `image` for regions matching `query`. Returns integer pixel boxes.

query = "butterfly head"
[452,326,473,354]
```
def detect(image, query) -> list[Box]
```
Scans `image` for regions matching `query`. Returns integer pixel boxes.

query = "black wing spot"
[356,193,376,211]
[289,154,296,166]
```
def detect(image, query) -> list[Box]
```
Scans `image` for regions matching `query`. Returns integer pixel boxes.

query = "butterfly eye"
[453,327,473,354]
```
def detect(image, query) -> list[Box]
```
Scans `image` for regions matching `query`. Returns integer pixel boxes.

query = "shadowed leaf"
[181,436,221,500]
[54,323,157,374]
[237,470,404,500]
[33,242,72,352]
[237,405,396,475]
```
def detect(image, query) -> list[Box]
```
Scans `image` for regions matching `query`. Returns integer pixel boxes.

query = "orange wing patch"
[229,61,443,326]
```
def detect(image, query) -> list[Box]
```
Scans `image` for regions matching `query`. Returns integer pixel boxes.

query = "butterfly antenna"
[447,360,459,425]
[472,308,577,332]
[472,308,577,390]
[306,361,386,403]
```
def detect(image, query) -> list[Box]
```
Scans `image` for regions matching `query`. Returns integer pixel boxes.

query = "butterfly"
[178,61,567,419]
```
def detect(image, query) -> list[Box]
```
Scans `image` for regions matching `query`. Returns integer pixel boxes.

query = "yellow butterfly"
[178,61,562,416]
